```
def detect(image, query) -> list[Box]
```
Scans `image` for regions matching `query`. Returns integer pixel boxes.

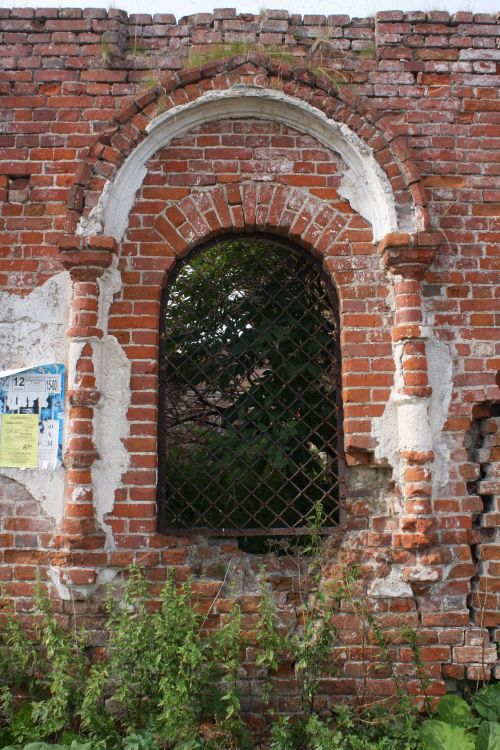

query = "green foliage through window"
[157,238,342,536]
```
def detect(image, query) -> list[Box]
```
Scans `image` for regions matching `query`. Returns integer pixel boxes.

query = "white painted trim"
[77,85,403,243]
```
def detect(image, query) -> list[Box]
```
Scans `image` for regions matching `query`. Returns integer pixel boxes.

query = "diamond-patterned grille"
[157,238,343,535]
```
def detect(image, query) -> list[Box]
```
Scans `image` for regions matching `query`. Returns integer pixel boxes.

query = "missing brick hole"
[465,422,483,456]
[470,543,480,565]
[480,495,494,513]
[467,481,479,497]
[7,175,31,204]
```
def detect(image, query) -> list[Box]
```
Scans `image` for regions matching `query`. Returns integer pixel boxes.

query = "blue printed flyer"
[0,363,65,470]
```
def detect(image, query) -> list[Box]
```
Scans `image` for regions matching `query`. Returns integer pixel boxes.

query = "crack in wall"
[465,403,500,679]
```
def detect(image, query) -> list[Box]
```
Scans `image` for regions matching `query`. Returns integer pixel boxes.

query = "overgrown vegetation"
[0,558,499,750]
[185,41,294,70]
[0,571,247,750]
[420,690,500,750]
[255,518,427,750]
[183,39,348,90]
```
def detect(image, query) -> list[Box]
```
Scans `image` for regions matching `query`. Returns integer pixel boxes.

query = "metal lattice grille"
[157,238,343,536]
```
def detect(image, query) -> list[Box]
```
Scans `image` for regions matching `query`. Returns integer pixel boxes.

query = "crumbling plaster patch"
[76,179,112,238]
[91,334,130,549]
[372,336,453,489]
[0,273,71,372]
[369,565,413,597]
[67,339,86,391]
[0,273,71,523]
[427,337,453,492]
[372,399,398,477]
[48,565,121,601]
[92,259,131,548]
[372,271,454,495]
[75,86,401,243]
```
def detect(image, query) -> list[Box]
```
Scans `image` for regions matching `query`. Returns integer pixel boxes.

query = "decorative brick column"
[55,235,116,569]
[379,231,442,582]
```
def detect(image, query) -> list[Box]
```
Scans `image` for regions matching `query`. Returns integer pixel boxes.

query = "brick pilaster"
[379,232,442,562]
[56,235,116,557]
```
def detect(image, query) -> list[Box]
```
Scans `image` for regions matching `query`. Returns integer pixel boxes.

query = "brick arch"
[67,53,430,239]
[120,180,390,454]
[152,183,358,298]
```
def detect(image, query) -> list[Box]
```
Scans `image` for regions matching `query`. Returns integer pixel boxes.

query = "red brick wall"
[1,8,500,713]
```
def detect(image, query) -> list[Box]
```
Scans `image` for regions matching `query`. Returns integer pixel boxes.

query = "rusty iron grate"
[157,237,343,536]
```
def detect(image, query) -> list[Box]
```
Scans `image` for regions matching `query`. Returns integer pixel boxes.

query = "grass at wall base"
[0,563,499,750]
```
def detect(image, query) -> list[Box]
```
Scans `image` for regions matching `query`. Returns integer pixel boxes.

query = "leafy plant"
[0,743,95,750]
[473,684,500,723]
[79,567,248,748]
[0,569,247,750]
[420,685,500,750]
[435,694,474,727]
[477,721,500,750]
[0,583,88,745]
[268,701,422,750]
[420,720,474,750]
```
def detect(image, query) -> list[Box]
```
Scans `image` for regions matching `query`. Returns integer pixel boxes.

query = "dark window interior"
[157,236,344,542]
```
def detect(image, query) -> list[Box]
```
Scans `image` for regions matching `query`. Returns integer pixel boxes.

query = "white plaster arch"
[77,85,406,243]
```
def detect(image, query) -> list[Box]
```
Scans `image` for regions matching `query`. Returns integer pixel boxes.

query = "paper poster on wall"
[0,364,65,470]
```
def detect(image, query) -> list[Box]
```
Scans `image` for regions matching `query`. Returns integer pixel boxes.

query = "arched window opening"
[157,237,344,540]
